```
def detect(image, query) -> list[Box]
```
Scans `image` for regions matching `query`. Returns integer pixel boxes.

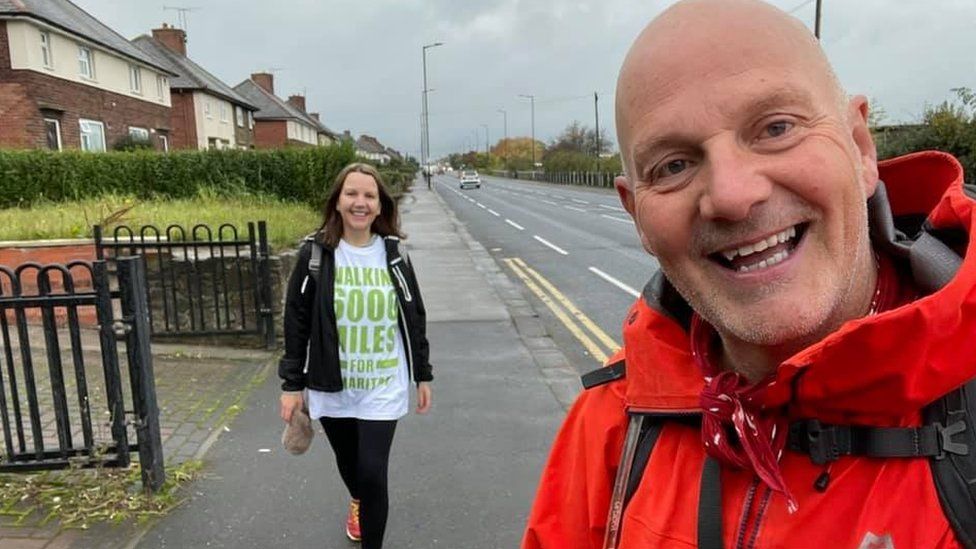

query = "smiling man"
[523,0,976,548]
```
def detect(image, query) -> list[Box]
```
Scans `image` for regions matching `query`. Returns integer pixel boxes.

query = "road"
[432,172,660,373]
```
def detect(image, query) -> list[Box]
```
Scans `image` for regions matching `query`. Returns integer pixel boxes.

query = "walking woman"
[279,163,433,548]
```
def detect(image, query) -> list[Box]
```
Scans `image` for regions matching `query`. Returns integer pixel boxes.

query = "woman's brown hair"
[318,162,404,248]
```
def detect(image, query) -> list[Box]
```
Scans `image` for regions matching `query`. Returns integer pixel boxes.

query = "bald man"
[524,1,976,547]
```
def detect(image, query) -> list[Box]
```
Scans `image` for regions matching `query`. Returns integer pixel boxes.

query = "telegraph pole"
[594,92,600,159]
[814,0,822,39]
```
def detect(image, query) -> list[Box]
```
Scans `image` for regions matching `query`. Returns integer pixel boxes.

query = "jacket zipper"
[391,264,413,302]
[733,478,759,549]
[745,486,772,549]
[389,261,414,374]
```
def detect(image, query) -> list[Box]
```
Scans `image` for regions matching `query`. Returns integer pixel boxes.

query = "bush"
[0,142,360,208]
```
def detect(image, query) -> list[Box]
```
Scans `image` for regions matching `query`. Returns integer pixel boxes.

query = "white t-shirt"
[308,236,409,421]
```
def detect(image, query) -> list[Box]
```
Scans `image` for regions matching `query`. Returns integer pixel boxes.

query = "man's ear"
[615,175,636,216]
[849,95,880,197]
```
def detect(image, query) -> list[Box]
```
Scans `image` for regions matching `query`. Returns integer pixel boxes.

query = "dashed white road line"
[534,235,569,255]
[589,267,640,297]
[541,199,558,206]
[572,198,590,205]
[602,214,631,224]
[477,203,486,209]
[564,205,587,213]
[487,209,500,217]
[599,204,626,212]
[506,219,525,231]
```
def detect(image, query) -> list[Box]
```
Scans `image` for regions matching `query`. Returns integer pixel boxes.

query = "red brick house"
[132,25,258,150]
[233,72,337,149]
[0,0,177,151]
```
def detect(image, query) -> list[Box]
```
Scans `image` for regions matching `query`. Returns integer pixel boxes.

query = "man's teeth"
[720,226,796,262]
[738,250,789,273]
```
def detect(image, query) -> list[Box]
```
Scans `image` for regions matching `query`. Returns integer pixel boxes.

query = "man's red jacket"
[523,152,976,548]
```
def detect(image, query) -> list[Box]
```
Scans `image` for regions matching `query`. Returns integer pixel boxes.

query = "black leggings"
[320,417,398,549]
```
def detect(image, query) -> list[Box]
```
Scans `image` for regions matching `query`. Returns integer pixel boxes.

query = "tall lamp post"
[422,41,443,188]
[518,94,536,171]
[481,124,489,160]
[814,0,822,39]
[497,108,508,167]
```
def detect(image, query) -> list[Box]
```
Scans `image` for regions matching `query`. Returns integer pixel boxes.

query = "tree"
[490,137,544,170]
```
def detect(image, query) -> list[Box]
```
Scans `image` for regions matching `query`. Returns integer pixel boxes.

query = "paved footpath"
[7,179,580,549]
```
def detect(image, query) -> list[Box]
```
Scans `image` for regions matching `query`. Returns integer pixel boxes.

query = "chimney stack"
[251,73,274,94]
[310,112,320,121]
[152,23,186,56]
[287,95,307,113]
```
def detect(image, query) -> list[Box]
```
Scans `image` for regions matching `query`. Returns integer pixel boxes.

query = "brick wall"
[169,89,198,149]
[0,22,171,151]
[253,119,286,148]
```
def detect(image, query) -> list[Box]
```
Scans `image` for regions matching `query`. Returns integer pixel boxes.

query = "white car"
[459,170,481,189]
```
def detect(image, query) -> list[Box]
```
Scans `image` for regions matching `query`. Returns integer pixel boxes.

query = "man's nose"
[697,141,772,222]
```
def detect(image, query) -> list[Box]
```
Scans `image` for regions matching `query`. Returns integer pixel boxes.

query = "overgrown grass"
[0,191,321,251]
[0,460,203,529]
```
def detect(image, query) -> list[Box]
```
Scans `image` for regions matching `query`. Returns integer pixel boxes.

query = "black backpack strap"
[925,378,976,549]
[308,239,322,285]
[698,456,724,549]
[622,418,661,509]
[581,359,626,389]
[787,419,967,465]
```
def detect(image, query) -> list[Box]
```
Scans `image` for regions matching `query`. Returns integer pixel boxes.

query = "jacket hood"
[624,151,976,426]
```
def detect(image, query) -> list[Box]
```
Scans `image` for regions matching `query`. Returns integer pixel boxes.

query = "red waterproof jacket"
[523,151,976,548]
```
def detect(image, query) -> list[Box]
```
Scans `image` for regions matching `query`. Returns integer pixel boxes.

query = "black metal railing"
[0,257,164,492]
[93,222,274,348]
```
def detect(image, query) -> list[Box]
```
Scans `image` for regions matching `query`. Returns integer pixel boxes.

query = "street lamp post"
[497,109,508,166]
[814,0,822,39]
[422,41,443,188]
[481,124,489,159]
[518,94,536,172]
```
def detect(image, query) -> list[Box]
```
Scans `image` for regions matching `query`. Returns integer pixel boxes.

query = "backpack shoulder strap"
[924,378,976,549]
[581,358,625,389]
[307,239,322,285]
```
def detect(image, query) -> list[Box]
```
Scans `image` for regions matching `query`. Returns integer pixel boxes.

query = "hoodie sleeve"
[404,256,433,383]
[522,382,628,549]
[278,241,314,392]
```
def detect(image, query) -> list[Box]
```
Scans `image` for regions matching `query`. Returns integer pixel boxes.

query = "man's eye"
[764,120,793,138]
[655,159,689,178]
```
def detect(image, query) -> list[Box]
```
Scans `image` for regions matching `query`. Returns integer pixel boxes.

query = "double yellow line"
[504,257,620,363]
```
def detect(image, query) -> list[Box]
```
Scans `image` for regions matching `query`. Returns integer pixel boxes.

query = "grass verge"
[0,460,204,529]
[0,192,321,251]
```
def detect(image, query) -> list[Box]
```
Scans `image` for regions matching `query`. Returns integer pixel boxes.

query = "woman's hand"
[416,382,432,414]
[280,392,304,423]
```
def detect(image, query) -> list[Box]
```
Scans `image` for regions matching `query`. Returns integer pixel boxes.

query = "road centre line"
[541,199,558,206]
[506,219,525,231]
[504,258,616,363]
[487,208,500,216]
[589,267,640,298]
[601,214,631,224]
[599,204,626,212]
[533,235,569,255]
[477,203,486,209]
[564,206,587,213]
[572,199,590,205]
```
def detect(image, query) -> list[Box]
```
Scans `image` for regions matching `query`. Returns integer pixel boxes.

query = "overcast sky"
[74,0,976,160]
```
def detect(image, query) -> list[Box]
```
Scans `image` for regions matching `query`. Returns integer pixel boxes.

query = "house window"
[78,46,94,79]
[159,135,169,152]
[235,106,244,128]
[129,65,142,94]
[220,103,228,123]
[156,75,165,100]
[44,118,62,150]
[128,127,149,141]
[40,31,52,68]
[247,111,254,129]
[204,99,212,119]
[79,119,105,152]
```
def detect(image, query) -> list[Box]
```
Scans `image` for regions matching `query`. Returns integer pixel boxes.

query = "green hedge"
[0,143,378,208]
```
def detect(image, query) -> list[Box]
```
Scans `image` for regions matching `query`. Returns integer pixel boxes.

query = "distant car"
[459,170,481,189]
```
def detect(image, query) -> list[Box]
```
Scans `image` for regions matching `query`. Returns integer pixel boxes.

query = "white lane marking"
[506,219,525,231]
[487,209,500,217]
[572,199,590,205]
[467,197,476,203]
[599,204,626,212]
[533,235,569,255]
[477,203,486,209]
[564,206,587,213]
[602,214,631,224]
[589,267,640,297]
[541,199,558,206]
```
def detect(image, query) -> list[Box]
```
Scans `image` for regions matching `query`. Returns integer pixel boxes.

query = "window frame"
[156,75,165,101]
[219,102,229,124]
[129,64,142,94]
[235,105,244,128]
[128,126,150,141]
[248,111,254,129]
[40,31,53,69]
[79,119,106,152]
[77,46,94,79]
[43,118,62,151]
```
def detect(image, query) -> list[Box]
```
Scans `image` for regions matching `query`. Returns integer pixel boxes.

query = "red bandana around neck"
[690,252,904,513]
